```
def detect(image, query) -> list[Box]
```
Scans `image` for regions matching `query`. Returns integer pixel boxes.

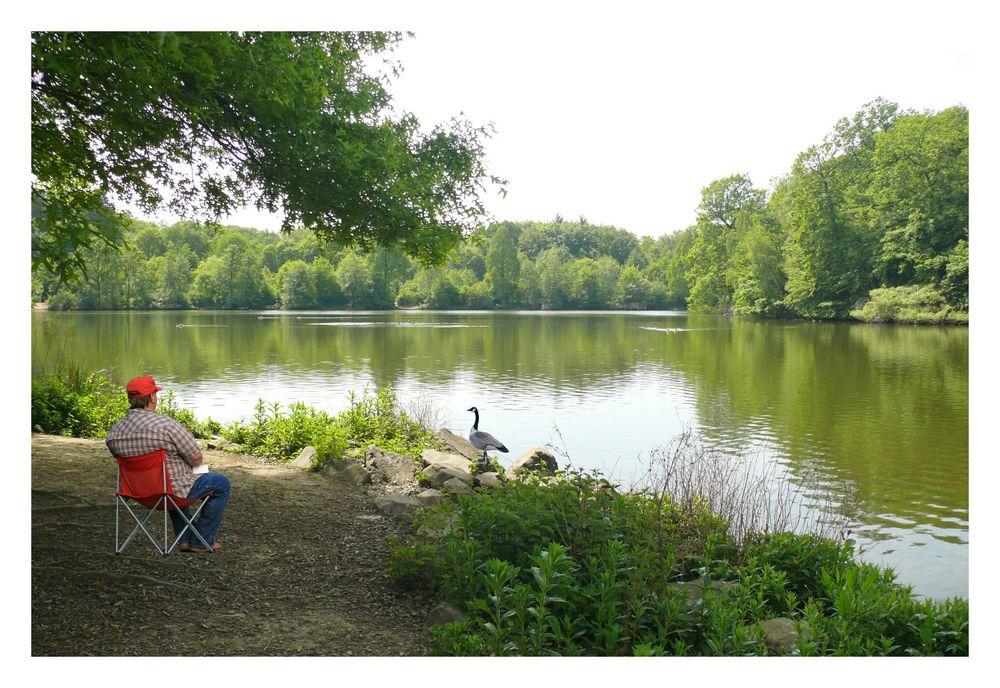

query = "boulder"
[422,464,474,489]
[206,436,235,451]
[289,445,318,470]
[415,489,446,506]
[475,472,503,489]
[366,446,418,484]
[667,577,737,611]
[374,494,421,517]
[361,444,384,467]
[506,447,559,479]
[435,429,484,462]
[425,601,466,628]
[758,618,810,654]
[441,477,473,496]
[319,458,372,486]
[421,449,473,475]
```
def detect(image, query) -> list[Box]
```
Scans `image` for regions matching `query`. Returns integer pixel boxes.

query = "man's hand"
[188,452,204,467]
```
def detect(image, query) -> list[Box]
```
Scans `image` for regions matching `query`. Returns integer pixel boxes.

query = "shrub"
[391,464,968,657]
[32,369,221,440]
[795,565,969,656]
[220,386,432,466]
[740,532,854,597]
[335,386,435,456]
[390,471,733,655]
[31,370,128,437]
[851,285,967,324]
[221,399,344,463]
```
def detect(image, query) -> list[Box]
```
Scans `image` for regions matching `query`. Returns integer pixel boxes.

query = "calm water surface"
[31,310,968,599]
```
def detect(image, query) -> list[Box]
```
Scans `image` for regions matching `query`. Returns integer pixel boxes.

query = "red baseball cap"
[126,376,162,398]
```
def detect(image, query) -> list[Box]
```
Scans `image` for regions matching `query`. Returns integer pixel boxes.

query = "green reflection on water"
[32,310,968,595]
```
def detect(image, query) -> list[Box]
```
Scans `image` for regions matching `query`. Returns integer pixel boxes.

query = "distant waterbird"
[467,406,509,462]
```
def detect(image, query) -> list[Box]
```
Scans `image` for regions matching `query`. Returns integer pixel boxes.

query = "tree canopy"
[31,31,504,281]
[33,97,967,324]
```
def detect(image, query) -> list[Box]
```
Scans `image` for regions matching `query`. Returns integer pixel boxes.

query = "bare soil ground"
[30,434,435,656]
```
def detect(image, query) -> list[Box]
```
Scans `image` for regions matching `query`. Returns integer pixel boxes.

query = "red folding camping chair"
[114,449,214,556]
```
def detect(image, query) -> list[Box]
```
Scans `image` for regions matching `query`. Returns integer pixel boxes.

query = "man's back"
[106,408,201,498]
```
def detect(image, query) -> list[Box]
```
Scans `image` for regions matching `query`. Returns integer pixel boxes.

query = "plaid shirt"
[106,409,202,498]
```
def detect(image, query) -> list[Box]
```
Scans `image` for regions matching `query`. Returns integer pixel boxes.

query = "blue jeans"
[170,473,230,548]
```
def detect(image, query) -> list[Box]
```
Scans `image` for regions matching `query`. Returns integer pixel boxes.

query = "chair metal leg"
[116,496,169,556]
[165,494,214,553]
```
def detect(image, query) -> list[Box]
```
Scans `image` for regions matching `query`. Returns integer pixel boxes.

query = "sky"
[98,0,978,241]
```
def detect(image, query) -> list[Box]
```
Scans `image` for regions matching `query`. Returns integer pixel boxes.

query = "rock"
[435,429,484,462]
[366,446,418,484]
[362,444,384,467]
[667,577,737,611]
[441,477,473,496]
[425,601,466,628]
[421,449,473,475]
[319,458,372,486]
[506,447,558,479]
[289,445,318,470]
[415,489,446,506]
[422,464,474,489]
[758,618,810,654]
[475,472,503,489]
[374,494,421,517]
[206,436,234,451]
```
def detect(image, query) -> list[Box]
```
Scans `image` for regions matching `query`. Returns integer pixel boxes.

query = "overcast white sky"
[124,0,978,239]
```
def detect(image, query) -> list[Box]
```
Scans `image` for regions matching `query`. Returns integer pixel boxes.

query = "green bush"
[795,565,969,656]
[851,286,967,324]
[740,532,853,597]
[391,472,969,657]
[392,472,732,656]
[220,386,432,466]
[31,370,220,440]
[335,386,435,456]
[31,370,128,437]
[221,399,344,463]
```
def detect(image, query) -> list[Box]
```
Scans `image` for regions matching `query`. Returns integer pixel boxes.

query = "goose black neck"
[471,407,479,429]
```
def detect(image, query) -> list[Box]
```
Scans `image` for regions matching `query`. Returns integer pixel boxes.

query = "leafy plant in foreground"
[391,469,969,657]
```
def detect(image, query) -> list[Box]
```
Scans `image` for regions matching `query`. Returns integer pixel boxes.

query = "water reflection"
[31,310,968,598]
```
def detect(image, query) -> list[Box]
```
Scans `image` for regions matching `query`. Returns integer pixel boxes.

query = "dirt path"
[30,434,436,656]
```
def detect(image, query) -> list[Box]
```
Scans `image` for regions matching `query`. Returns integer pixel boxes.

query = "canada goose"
[467,406,509,462]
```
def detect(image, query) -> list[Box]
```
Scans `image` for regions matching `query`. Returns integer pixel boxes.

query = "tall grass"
[634,427,856,545]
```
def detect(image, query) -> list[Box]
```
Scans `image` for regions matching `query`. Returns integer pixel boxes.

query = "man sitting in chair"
[106,376,230,553]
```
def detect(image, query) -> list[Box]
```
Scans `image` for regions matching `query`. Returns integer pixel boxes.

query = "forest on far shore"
[32,99,968,324]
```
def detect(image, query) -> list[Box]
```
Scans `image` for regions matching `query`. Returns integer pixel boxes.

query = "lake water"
[31,310,969,600]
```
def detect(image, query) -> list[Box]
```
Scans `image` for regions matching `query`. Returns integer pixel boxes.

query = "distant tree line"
[32,99,967,322]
